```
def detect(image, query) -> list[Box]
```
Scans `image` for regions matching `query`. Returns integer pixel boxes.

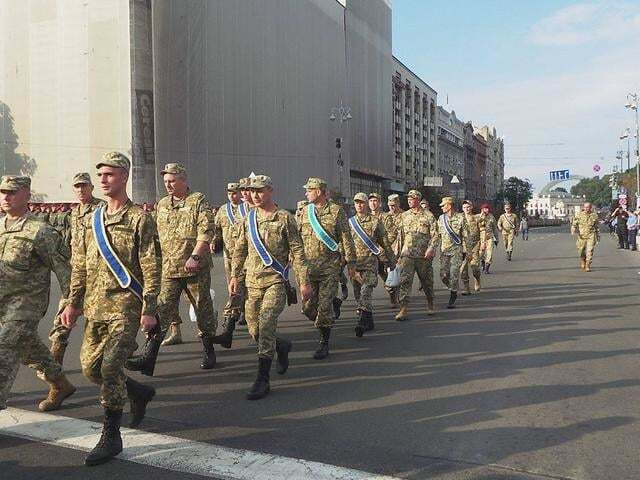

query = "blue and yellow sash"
[440,214,462,246]
[225,202,237,225]
[248,209,289,279]
[307,204,338,251]
[238,202,248,219]
[349,216,381,255]
[92,206,143,300]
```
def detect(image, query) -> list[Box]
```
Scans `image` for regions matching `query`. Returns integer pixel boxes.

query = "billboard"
[549,170,570,181]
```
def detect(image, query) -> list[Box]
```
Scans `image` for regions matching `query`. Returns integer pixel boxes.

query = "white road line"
[0,408,396,480]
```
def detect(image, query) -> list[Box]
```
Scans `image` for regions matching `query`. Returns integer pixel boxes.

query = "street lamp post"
[625,93,640,206]
[329,101,352,201]
[620,128,632,171]
[616,150,624,173]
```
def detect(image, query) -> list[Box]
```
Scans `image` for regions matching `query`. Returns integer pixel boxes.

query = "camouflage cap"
[387,194,400,205]
[297,200,309,209]
[0,175,31,191]
[160,163,186,176]
[97,151,130,171]
[72,172,92,186]
[353,192,368,203]
[368,192,380,200]
[407,189,422,200]
[303,177,327,190]
[250,175,273,189]
[439,196,454,207]
[238,177,250,189]
[227,182,240,192]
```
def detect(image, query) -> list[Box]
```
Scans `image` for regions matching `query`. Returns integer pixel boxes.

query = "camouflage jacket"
[349,213,397,271]
[48,211,72,251]
[155,191,214,278]
[437,212,469,253]
[68,200,162,321]
[480,212,498,241]
[464,213,486,249]
[397,208,439,258]
[69,197,104,254]
[0,213,70,321]
[232,208,309,289]
[298,201,357,273]
[498,213,519,233]
[214,202,241,259]
[572,212,600,240]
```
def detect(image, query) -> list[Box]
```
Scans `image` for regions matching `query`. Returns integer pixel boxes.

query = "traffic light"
[335,137,342,149]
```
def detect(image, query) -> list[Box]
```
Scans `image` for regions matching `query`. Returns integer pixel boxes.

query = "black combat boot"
[246,357,272,400]
[275,337,292,375]
[332,297,342,319]
[364,311,374,332]
[313,327,331,360]
[447,291,458,309]
[125,377,155,428]
[354,311,365,337]
[125,327,165,377]
[85,408,123,466]
[213,314,237,349]
[200,335,217,369]
[507,252,512,261]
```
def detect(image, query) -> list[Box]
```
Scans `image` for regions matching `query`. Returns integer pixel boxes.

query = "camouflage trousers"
[398,256,433,306]
[482,239,495,265]
[302,270,339,328]
[157,268,217,336]
[81,317,138,410]
[576,235,598,264]
[0,318,62,409]
[353,268,378,313]
[440,249,463,292]
[460,243,481,290]
[49,315,72,347]
[222,256,245,319]
[503,231,516,253]
[245,283,287,358]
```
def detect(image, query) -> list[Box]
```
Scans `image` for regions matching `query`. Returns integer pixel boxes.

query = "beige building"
[474,125,504,201]
[527,192,585,220]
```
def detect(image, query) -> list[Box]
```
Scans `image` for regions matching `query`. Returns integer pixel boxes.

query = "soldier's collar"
[2,213,28,232]
[103,199,133,225]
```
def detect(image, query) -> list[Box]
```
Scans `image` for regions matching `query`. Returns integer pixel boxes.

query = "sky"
[392,0,640,192]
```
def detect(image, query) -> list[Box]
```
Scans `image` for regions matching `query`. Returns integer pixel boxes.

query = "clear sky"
[392,0,640,192]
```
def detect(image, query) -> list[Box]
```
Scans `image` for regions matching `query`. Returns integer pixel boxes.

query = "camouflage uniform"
[572,211,600,269]
[396,206,439,306]
[68,199,161,409]
[155,190,216,336]
[460,212,485,293]
[437,212,468,293]
[480,212,498,265]
[0,210,70,408]
[498,212,519,254]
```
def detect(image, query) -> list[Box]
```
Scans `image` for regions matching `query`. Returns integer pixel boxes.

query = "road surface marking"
[0,407,397,480]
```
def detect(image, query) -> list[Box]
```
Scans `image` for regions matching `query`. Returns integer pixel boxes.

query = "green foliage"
[570,176,612,207]
[497,176,533,214]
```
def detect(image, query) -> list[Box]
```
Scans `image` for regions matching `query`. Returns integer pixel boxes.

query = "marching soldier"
[460,200,485,295]
[368,192,394,303]
[299,178,357,360]
[49,172,103,366]
[571,202,600,272]
[497,202,519,261]
[0,175,76,413]
[211,182,244,348]
[383,194,403,305]
[349,193,396,336]
[60,152,160,465]
[395,190,438,320]
[479,203,498,273]
[230,175,312,399]
[128,163,217,374]
[436,197,468,309]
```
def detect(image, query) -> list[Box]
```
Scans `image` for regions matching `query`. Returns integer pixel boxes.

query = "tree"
[552,187,568,193]
[497,176,533,214]
[570,176,611,207]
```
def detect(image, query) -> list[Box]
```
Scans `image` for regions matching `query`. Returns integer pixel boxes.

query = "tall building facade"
[437,107,465,197]
[391,57,438,191]
[463,122,476,203]
[473,131,488,201]
[474,125,505,201]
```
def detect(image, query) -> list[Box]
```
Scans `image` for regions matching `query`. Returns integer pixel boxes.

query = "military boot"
[313,327,331,360]
[213,314,237,349]
[585,261,592,272]
[481,259,485,271]
[354,311,366,337]
[125,327,165,377]
[50,342,67,366]
[275,337,292,375]
[461,285,471,296]
[125,377,155,428]
[161,324,182,346]
[507,252,512,261]
[395,306,408,321]
[200,335,217,369]
[447,291,458,309]
[580,257,586,270]
[246,357,272,400]
[474,276,481,292]
[38,374,76,412]
[332,297,343,319]
[85,408,123,466]
[427,296,435,316]
[364,311,374,332]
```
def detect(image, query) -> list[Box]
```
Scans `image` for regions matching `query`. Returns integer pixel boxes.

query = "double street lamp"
[624,93,640,203]
[329,102,352,200]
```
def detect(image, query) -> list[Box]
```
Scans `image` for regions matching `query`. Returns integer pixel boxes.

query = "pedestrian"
[349,193,396,336]
[612,206,629,249]
[394,189,438,320]
[60,152,160,466]
[571,202,600,272]
[436,197,468,309]
[520,216,529,241]
[298,177,357,360]
[0,175,76,413]
[230,175,312,399]
[48,172,104,367]
[497,202,519,261]
[628,209,639,251]
[479,203,498,273]
[460,200,484,295]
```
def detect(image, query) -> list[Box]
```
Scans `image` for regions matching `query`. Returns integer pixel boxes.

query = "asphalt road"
[3,225,640,479]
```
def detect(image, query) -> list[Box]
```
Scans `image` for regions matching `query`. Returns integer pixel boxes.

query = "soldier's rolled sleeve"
[286,214,310,285]
[231,222,249,278]
[196,199,214,244]
[337,208,357,264]
[36,225,71,297]
[138,213,162,316]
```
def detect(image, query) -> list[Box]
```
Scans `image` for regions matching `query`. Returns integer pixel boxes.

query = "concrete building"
[463,122,476,203]
[1,0,392,208]
[474,125,504,201]
[437,107,465,198]
[527,192,585,220]
[473,131,488,201]
[391,57,438,192]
